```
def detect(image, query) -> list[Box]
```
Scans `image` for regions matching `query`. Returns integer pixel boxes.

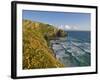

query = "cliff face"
[23,20,66,69]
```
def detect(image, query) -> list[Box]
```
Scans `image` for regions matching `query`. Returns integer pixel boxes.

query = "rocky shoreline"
[49,36,91,67]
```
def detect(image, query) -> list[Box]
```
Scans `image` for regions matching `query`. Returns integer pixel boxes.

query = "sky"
[22,10,91,31]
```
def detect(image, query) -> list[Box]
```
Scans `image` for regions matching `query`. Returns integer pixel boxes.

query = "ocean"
[50,31,91,67]
[66,31,90,42]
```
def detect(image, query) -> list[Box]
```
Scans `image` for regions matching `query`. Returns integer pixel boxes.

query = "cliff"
[23,20,66,69]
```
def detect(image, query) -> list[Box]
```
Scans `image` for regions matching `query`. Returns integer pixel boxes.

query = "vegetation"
[23,19,66,69]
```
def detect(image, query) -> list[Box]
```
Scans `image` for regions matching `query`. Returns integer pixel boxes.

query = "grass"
[23,19,66,69]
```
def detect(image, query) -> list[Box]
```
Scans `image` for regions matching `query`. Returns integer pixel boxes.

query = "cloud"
[72,26,78,30]
[57,25,79,30]
[57,25,63,29]
[64,25,71,30]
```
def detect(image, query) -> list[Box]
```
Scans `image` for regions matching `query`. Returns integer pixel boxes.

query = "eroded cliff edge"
[23,20,67,69]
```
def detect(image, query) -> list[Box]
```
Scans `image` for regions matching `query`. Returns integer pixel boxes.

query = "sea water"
[50,31,91,67]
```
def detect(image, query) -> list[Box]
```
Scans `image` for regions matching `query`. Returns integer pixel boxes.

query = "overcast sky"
[23,10,91,31]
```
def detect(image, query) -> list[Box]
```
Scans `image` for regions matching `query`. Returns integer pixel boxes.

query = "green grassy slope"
[23,20,66,69]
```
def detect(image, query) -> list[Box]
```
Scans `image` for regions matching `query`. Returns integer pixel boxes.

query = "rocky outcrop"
[23,20,66,69]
